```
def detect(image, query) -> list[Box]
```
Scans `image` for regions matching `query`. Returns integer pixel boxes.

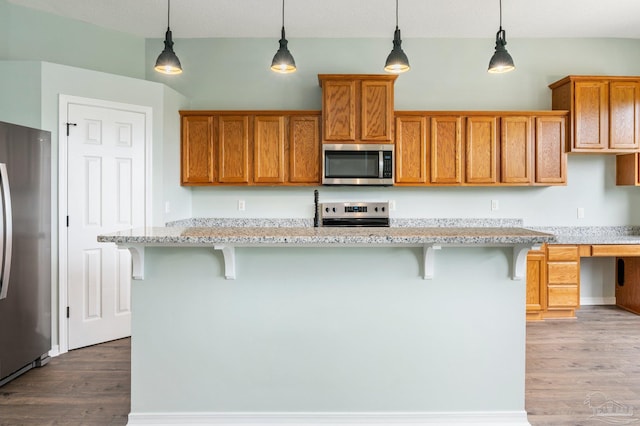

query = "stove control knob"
[332,207,336,212]
[325,207,329,213]
[381,207,386,212]
[374,207,379,212]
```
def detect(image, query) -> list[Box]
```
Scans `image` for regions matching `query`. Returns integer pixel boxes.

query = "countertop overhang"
[98,226,555,282]
[97,226,554,247]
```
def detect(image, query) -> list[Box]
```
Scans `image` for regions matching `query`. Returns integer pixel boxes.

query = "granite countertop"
[97,226,555,247]
[529,226,640,245]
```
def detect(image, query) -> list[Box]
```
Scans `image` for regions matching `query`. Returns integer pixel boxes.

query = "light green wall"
[1,0,146,79]
[0,60,42,127]
[133,246,525,415]
[145,37,640,110]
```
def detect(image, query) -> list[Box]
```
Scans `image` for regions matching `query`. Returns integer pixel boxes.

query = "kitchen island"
[99,224,554,425]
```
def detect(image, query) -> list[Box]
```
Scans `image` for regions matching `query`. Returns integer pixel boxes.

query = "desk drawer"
[591,245,640,257]
[547,245,579,261]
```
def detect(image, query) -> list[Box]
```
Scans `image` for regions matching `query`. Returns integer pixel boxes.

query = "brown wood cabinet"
[545,245,580,318]
[219,115,250,184]
[526,248,547,321]
[394,111,567,186]
[395,116,427,184]
[253,116,285,184]
[180,111,321,186]
[535,116,567,184]
[465,116,497,184]
[289,116,321,183]
[431,116,463,184]
[616,153,640,185]
[181,115,215,184]
[501,116,532,184]
[616,257,640,315]
[526,244,581,321]
[318,74,396,143]
[550,75,640,153]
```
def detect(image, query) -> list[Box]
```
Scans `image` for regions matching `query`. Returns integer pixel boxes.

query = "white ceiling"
[7,0,640,39]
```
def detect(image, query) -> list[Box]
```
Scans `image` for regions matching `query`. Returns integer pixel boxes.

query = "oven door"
[322,144,393,185]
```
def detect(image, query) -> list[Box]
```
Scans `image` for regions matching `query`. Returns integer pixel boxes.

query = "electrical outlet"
[164,201,171,214]
[389,200,396,211]
[491,200,499,211]
[238,200,246,211]
[577,207,585,219]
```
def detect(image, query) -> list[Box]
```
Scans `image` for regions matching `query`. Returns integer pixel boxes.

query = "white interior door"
[66,102,146,350]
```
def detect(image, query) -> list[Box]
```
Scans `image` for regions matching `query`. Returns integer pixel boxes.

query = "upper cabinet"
[394,112,567,186]
[550,76,640,153]
[318,74,397,143]
[180,111,321,186]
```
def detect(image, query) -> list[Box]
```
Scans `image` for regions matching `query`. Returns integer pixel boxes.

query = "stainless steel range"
[320,201,390,227]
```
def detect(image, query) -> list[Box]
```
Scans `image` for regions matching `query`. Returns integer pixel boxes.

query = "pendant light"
[154,0,182,75]
[271,0,296,73]
[384,0,410,74]
[487,0,515,73]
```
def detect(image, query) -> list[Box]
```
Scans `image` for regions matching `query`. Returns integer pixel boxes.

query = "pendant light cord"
[395,0,399,28]
[498,0,503,30]
[167,0,171,28]
[281,0,285,28]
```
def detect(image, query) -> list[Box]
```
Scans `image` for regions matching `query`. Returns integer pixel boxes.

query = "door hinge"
[66,306,70,318]
[66,216,69,227]
[65,122,77,136]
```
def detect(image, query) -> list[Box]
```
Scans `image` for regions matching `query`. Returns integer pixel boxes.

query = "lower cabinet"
[615,257,640,315]
[526,244,580,321]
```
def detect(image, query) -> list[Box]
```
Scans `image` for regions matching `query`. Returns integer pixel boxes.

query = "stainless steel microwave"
[322,143,394,186]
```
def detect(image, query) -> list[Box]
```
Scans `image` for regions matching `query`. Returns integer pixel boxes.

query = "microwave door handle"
[378,151,384,178]
[0,163,12,300]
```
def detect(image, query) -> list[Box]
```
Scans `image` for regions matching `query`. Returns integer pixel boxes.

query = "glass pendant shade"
[488,29,514,73]
[155,28,182,74]
[384,27,410,73]
[271,27,296,73]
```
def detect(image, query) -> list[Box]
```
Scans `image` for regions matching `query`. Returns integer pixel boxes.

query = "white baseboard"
[581,297,616,306]
[48,345,60,357]
[127,411,530,425]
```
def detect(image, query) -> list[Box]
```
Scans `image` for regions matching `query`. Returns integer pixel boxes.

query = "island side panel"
[131,246,525,415]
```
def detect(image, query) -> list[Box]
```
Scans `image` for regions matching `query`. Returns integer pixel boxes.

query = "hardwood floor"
[1,306,639,425]
[0,338,130,426]
[527,305,640,425]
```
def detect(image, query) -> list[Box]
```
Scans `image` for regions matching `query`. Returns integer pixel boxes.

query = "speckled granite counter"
[98,225,554,246]
[529,226,640,245]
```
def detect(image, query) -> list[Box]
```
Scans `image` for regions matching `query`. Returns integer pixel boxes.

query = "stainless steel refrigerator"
[0,120,51,386]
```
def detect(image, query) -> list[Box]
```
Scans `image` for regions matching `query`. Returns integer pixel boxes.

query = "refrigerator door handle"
[0,163,12,300]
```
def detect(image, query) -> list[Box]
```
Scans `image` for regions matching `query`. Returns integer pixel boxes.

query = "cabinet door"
[535,116,567,184]
[526,249,547,319]
[181,115,215,184]
[322,80,356,141]
[430,116,462,184]
[574,81,608,150]
[289,115,321,184]
[254,116,285,183]
[465,116,497,184]
[395,116,427,184]
[501,116,531,184]
[218,116,250,183]
[609,81,640,149]
[361,80,394,141]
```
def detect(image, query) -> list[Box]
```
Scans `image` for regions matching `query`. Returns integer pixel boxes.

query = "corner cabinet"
[180,111,321,186]
[550,75,640,153]
[394,111,567,186]
[318,74,397,143]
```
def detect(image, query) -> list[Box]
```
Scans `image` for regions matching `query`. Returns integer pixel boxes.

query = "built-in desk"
[526,226,640,321]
